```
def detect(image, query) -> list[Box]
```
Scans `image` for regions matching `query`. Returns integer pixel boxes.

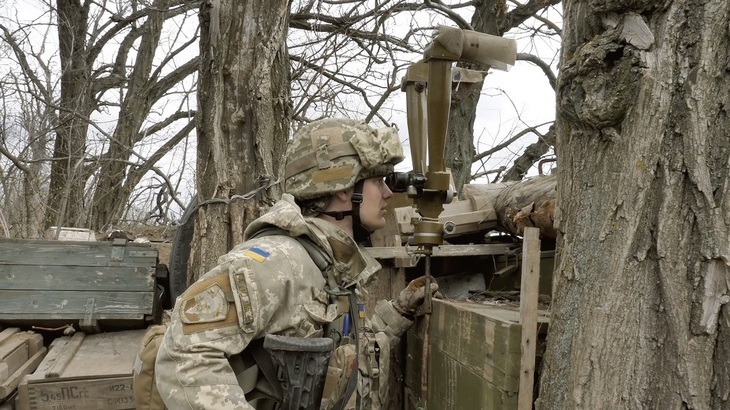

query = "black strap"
[249,338,284,401]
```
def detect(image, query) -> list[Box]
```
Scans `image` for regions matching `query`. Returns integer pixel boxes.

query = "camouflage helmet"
[284,118,405,200]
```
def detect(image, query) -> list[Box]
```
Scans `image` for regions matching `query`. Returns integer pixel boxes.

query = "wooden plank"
[0,291,154,319]
[0,337,28,383]
[44,333,85,379]
[518,227,541,410]
[18,330,145,410]
[428,300,522,392]
[25,338,77,384]
[24,376,135,410]
[406,330,519,409]
[0,239,157,267]
[367,244,513,261]
[0,348,46,400]
[0,328,19,345]
[428,345,518,410]
[0,265,156,291]
[414,299,549,393]
[56,331,144,378]
[0,332,43,385]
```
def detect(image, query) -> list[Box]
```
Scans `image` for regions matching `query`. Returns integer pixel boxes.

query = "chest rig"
[248,227,380,410]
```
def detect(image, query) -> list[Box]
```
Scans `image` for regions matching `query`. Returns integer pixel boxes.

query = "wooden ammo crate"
[0,329,46,402]
[16,329,146,410]
[0,238,160,332]
[405,299,549,409]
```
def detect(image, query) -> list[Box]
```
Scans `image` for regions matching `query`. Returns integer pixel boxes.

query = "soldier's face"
[359,176,393,231]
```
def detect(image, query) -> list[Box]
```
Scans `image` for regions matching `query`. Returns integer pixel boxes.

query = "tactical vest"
[132,228,380,410]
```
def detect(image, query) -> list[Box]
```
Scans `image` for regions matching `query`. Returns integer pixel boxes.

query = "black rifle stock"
[263,334,334,410]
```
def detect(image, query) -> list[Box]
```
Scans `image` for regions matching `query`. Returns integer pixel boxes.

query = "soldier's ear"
[333,189,351,204]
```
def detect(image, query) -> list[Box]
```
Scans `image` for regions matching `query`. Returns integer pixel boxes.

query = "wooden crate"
[16,329,146,410]
[0,238,160,331]
[405,299,550,410]
[0,329,46,402]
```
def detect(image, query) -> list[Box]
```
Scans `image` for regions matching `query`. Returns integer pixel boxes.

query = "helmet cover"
[284,118,404,200]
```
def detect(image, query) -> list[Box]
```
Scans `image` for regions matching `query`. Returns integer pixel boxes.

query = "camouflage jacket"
[155,194,413,409]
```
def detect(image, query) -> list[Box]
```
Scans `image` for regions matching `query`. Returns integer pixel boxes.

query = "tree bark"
[191,0,290,278]
[538,1,730,409]
[46,0,92,229]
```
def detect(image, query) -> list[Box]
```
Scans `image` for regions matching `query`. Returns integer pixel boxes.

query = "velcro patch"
[180,284,229,324]
[243,247,269,263]
[230,258,257,334]
[312,165,354,183]
[234,273,255,326]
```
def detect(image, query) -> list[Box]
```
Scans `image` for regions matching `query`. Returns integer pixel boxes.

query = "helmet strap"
[309,180,370,243]
[350,180,371,244]
[315,209,352,221]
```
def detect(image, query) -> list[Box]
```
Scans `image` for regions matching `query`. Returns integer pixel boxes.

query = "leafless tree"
[0,0,199,233]
[0,67,54,238]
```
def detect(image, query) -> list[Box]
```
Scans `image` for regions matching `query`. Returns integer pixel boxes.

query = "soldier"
[154,118,438,409]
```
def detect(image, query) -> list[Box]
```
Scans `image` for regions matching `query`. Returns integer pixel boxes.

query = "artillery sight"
[402,26,517,251]
[401,26,517,314]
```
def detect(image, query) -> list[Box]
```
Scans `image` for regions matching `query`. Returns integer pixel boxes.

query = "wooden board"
[405,299,550,408]
[16,330,146,410]
[0,239,159,331]
[430,344,517,409]
[0,329,45,400]
[0,265,155,291]
[0,291,154,319]
[0,239,157,267]
[367,244,514,268]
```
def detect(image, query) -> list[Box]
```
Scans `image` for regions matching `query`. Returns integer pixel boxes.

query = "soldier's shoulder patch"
[180,283,229,324]
[243,246,270,262]
[178,274,238,334]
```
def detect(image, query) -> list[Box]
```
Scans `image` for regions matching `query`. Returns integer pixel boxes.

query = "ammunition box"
[15,330,145,410]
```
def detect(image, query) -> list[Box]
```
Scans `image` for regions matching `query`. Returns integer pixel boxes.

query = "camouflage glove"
[393,276,440,317]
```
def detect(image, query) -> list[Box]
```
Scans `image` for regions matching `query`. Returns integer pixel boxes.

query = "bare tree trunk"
[88,0,196,231]
[22,106,50,238]
[46,0,91,229]
[465,174,557,239]
[539,1,730,409]
[191,0,290,279]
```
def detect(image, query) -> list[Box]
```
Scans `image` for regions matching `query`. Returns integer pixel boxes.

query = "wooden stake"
[518,227,540,410]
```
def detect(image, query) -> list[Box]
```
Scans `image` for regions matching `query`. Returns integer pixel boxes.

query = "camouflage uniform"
[156,119,413,409]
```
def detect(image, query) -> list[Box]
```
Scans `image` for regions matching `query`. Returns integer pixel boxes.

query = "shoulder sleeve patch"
[180,284,228,324]
[177,274,239,335]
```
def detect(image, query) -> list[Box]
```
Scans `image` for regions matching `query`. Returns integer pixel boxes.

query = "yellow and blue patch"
[244,247,270,262]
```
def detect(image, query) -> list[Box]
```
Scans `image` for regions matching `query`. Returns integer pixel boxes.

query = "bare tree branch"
[517,52,557,90]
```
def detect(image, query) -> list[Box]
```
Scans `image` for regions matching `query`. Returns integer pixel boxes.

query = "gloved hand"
[393,276,440,317]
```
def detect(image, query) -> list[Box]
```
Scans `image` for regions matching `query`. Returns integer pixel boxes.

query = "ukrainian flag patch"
[244,247,270,262]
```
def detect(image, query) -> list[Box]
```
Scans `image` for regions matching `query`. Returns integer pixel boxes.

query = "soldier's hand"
[393,276,440,317]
